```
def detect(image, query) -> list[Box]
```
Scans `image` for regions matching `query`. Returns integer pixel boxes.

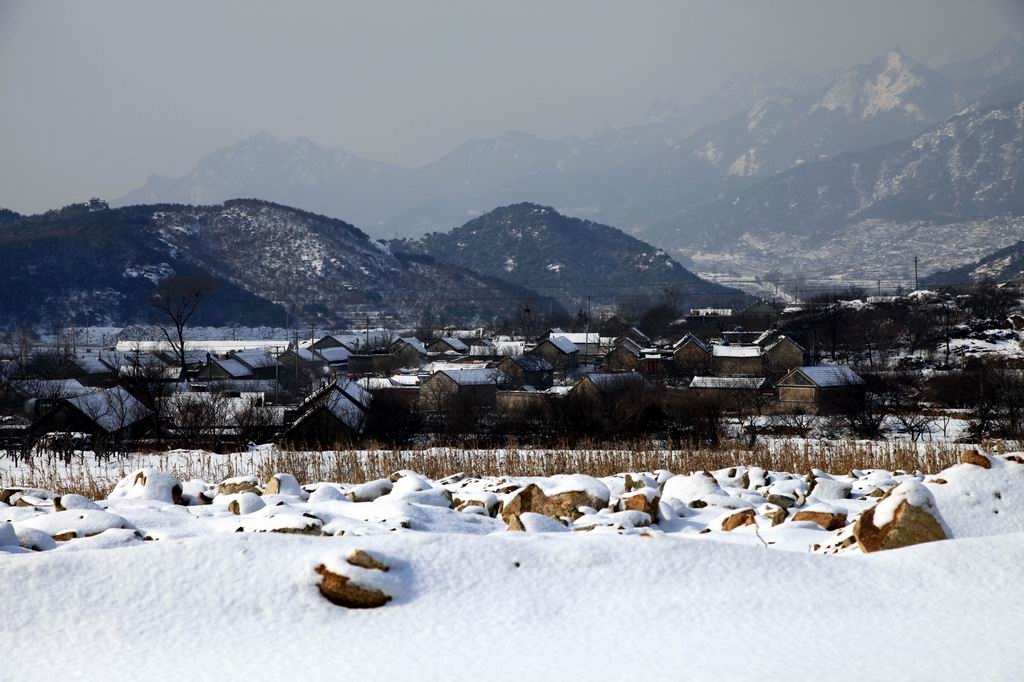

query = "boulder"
[767,494,797,510]
[759,503,787,526]
[501,483,604,524]
[263,473,306,498]
[54,494,101,512]
[226,493,266,515]
[346,549,390,572]
[853,481,946,553]
[662,472,722,506]
[347,478,393,502]
[218,476,262,496]
[618,487,660,522]
[715,508,756,532]
[109,469,185,505]
[960,450,992,469]
[315,564,392,608]
[792,507,848,531]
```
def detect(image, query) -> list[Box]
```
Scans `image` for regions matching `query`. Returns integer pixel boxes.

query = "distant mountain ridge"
[0,199,557,327]
[923,239,1024,286]
[116,45,1006,241]
[392,203,747,308]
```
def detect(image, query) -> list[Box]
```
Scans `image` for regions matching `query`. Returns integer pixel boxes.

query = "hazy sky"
[0,0,1020,213]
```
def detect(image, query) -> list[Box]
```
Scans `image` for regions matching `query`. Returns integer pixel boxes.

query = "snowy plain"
[2,452,1023,681]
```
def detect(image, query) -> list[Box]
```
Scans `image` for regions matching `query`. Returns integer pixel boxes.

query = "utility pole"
[914,257,919,291]
[877,278,881,297]
[365,315,370,351]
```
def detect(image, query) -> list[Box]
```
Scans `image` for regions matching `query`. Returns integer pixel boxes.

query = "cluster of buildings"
[1,322,865,450]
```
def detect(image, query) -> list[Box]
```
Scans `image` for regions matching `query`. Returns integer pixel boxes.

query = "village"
[4,282,1024,460]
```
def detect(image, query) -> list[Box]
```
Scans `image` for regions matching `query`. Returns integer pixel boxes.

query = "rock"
[14,527,56,551]
[1006,455,1024,464]
[716,508,756,532]
[767,494,797,510]
[315,564,392,608]
[618,487,660,522]
[347,478,393,502]
[809,478,851,500]
[960,450,992,469]
[662,473,723,506]
[226,493,266,515]
[760,504,787,526]
[308,485,348,503]
[263,473,306,498]
[517,512,572,533]
[453,492,499,517]
[54,494,101,512]
[110,469,185,505]
[346,549,389,572]
[853,482,946,553]
[0,522,17,546]
[792,508,848,531]
[500,483,603,524]
[218,476,262,496]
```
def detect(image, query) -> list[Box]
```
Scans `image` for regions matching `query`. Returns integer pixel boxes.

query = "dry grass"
[2,436,1002,499]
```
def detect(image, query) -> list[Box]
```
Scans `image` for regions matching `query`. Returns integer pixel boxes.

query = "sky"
[0,0,1021,213]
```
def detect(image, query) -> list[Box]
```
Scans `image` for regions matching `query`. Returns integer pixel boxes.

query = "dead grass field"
[3,436,1011,498]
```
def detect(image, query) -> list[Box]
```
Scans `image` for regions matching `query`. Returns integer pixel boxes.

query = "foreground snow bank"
[1,531,1022,681]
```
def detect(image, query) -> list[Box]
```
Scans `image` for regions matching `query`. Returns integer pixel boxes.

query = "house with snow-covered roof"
[529,336,579,370]
[775,366,865,414]
[32,386,153,441]
[497,354,554,389]
[286,378,371,446]
[419,367,508,410]
[426,336,470,354]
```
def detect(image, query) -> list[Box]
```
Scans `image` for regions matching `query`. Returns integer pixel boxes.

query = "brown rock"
[792,509,848,531]
[618,489,660,522]
[315,564,391,608]
[767,494,797,509]
[500,483,603,524]
[346,549,389,572]
[719,508,756,531]
[219,479,261,496]
[762,505,787,526]
[927,478,948,485]
[51,531,77,542]
[960,450,992,469]
[853,500,946,553]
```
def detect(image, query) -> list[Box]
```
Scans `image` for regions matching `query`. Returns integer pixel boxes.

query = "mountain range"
[392,203,745,307]
[0,200,741,328]
[119,41,1024,242]
[0,200,569,328]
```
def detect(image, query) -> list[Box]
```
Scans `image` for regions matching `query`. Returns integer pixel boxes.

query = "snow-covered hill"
[0,200,554,327]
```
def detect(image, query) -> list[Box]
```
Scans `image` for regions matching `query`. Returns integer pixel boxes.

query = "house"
[762,335,805,378]
[32,386,153,440]
[711,343,763,376]
[615,327,651,348]
[603,339,643,373]
[229,349,280,380]
[426,336,470,354]
[569,372,647,400]
[390,337,428,367]
[543,330,600,361]
[497,355,554,389]
[775,366,865,414]
[286,378,372,446]
[316,346,352,369]
[672,334,712,375]
[9,378,94,417]
[529,336,579,370]
[197,356,255,381]
[688,376,769,401]
[69,354,116,386]
[419,368,508,410]
[309,334,360,353]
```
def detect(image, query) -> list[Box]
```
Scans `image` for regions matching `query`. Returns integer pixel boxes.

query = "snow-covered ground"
[2,452,1024,680]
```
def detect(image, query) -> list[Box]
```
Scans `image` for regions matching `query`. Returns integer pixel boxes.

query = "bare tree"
[149,274,216,378]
